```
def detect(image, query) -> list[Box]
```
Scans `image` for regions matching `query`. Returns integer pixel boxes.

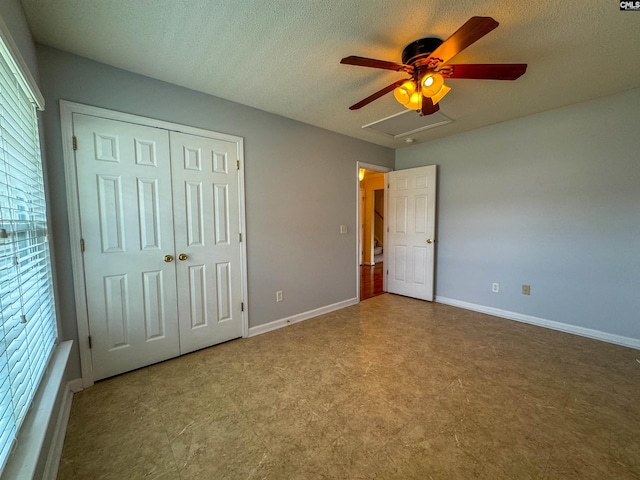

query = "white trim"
[61,100,244,142]
[60,102,93,388]
[356,162,392,302]
[436,296,640,351]
[41,379,74,480]
[248,297,358,337]
[382,172,389,293]
[67,378,84,394]
[237,138,249,338]
[60,100,249,386]
[0,341,72,479]
[0,14,44,109]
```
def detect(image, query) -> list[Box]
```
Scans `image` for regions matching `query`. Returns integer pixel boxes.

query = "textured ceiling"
[20,0,640,148]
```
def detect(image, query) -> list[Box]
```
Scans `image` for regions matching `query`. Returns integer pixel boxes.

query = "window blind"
[0,36,57,472]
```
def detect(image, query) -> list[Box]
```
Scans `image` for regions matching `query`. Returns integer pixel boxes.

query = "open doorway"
[357,164,390,301]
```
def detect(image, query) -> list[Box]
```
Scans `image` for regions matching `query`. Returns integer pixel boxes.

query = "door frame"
[356,162,392,302]
[60,100,249,388]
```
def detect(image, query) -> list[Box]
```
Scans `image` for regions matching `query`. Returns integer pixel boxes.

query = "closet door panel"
[74,113,179,380]
[170,131,243,354]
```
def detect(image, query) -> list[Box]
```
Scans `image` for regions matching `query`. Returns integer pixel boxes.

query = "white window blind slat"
[0,29,57,474]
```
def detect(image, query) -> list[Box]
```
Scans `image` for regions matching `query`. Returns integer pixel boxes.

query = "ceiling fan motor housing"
[402,37,443,67]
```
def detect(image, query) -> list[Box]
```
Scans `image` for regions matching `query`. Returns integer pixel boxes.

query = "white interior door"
[170,131,243,353]
[74,113,180,380]
[386,165,437,301]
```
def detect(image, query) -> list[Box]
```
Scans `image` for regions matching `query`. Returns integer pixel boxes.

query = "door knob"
[178,253,188,261]
[426,239,433,244]
[164,254,174,262]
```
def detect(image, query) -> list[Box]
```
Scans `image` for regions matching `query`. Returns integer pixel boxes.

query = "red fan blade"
[442,64,527,80]
[426,17,499,68]
[420,95,440,116]
[341,56,414,73]
[348,79,407,110]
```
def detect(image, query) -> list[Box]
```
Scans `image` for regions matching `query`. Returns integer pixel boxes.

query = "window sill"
[1,340,75,480]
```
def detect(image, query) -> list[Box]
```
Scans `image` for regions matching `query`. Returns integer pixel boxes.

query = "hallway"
[360,263,384,300]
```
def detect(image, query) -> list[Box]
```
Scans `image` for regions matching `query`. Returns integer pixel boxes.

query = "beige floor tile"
[57,294,640,479]
[57,426,178,480]
[169,413,267,479]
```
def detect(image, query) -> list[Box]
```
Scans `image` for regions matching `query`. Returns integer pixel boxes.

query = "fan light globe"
[393,81,416,106]
[407,92,422,110]
[421,73,445,97]
[431,84,451,105]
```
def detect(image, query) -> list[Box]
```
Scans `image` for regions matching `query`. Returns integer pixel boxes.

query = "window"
[0,30,57,471]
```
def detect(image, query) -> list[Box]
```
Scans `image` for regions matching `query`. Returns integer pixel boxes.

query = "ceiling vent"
[362,110,452,139]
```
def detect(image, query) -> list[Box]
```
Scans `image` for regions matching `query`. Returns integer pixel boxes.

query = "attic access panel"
[362,110,452,139]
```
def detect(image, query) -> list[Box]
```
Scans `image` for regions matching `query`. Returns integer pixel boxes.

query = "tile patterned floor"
[57,294,640,479]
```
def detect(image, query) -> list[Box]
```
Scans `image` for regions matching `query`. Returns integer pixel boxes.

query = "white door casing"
[64,103,247,384]
[359,187,365,265]
[170,131,243,353]
[386,165,437,301]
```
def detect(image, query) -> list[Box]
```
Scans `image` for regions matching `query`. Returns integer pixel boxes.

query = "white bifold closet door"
[74,113,243,380]
[169,131,243,354]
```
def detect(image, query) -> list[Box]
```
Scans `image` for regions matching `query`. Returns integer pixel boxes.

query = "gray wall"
[396,88,640,343]
[0,0,37,76]
[36,46,394,379]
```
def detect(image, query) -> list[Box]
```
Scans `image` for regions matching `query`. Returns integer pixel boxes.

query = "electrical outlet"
[522,285,531,295]
[276,290,283,302]
[492,283,499,293]
[340,225,348,234]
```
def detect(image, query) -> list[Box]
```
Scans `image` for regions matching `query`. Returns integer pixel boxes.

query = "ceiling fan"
[340,16,527,116]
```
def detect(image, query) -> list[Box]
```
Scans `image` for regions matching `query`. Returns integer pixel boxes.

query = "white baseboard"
[41,379,76,480]
[248,297,358,337]
[67,378,84,393]
[436,296,640,351]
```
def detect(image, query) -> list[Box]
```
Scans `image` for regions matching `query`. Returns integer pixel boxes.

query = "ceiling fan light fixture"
[342,17,527,115]
[393,80,416,106]
[407,91,422,110]
[421,73,445,97]
[431,84,451,105]
[394,81,422,110]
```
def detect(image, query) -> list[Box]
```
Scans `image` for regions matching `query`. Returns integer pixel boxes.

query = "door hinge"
[241,302,245,312]
[386,269,389,275]
[72,136,78,150]
[239,233,242,242]
[88,336,92,349]
[237,160,240,170]
[80,238,85,252]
